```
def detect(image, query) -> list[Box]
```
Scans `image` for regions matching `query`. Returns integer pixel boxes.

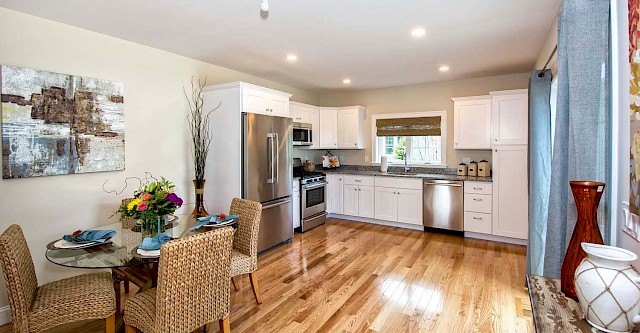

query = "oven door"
[302,182,327,218]
[293,125,312,146]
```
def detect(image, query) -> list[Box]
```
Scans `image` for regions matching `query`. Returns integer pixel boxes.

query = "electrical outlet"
[462,157,471,165]
[340,155,344,162]
[364,155,369,162]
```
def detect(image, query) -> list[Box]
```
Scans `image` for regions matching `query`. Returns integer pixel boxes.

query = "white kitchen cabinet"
[490,90,528,145]
[396,189,422,225]
[241,84,291,117]
[492,145,528,239]
[374,187,397,221]
[293,182,301,230]
[343,184,360,216]
[342,176,374,218]
[374,177,423,225]
[326,174,344,214]
[452,96,492,149]
[463,181,493,235]
[205,82,292,118]
[319,108,338,149]
[358,186,375,218]
[337,106,366,149]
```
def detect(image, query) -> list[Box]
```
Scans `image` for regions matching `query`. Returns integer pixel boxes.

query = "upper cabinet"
[452,96,492,149]
[337,106,366,149]
[319,108,338,149]
[490,89,528,145]
[316,106,367,150]
[233,82,292,117]
[291,102,320,149]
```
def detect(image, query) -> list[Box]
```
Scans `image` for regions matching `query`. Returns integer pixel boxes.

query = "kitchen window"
[371,111,447,167]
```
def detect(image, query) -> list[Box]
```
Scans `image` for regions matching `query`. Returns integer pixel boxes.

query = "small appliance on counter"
[467,161,478,177]
[303,160,316,172]
[457,163,468,176]
[477,160,491,177]
[322,151,340,169]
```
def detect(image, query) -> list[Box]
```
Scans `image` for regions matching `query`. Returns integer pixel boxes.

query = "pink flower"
[138,203,148,211]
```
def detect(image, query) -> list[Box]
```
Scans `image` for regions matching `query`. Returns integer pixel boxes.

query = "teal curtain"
[543,0,610,278]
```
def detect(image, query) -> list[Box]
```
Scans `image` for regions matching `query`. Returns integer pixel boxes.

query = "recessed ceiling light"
[343,78,351,84]
[411,27,426,37]
[439,65,450,72]
[286,54,298,61]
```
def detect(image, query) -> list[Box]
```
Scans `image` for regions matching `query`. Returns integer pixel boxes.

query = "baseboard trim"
[328,214,424,231]
[0,305,11,325]
[464,231,528,246]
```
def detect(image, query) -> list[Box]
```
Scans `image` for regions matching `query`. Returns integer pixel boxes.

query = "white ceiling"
[0,0,560,93]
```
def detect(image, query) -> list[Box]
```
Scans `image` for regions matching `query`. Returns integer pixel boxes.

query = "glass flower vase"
[141,215,167,239]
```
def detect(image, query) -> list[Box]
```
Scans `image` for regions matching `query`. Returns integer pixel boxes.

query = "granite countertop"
[322,168,492,182]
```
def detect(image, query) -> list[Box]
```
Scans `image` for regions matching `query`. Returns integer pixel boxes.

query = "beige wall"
[316,73,531,167]
[0,7,318,315]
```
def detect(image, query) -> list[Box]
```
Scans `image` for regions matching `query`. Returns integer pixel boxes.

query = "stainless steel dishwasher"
[423,179,464,231]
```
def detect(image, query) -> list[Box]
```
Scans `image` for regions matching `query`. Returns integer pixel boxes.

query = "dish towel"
[193,214,239,230]
[63,230,116,244]
[139,232,172,251]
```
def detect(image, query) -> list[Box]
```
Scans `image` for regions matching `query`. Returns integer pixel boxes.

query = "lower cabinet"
[293,181,301,230]
[463,181,492,235]
[374,187,422,225]
[344,184,374,218]
[492,145,528,239]
[326,174,344,214]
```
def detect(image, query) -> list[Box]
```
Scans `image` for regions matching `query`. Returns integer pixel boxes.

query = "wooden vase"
[560,181,605,300]
[192,179,209,218]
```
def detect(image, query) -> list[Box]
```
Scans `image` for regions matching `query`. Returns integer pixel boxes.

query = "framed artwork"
[1,65,125,179]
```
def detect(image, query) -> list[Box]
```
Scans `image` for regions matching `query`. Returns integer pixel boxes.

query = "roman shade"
[376,117,441,136]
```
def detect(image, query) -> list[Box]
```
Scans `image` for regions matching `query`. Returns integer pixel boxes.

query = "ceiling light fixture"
[439,65,450,72]
[261,0,269,12]
[411,27,426,38]
[286,54,298,61]
[343,78,351,84]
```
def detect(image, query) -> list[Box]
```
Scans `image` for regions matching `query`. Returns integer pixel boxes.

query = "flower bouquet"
[116,177,183,238]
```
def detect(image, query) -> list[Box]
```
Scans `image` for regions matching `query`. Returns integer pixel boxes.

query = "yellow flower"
[127,198,142,211]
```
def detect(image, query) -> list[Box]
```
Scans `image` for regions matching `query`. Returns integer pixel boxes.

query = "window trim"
[371,111,447,167]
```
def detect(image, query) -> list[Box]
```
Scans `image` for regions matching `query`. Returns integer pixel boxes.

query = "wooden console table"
[527,274,640,332]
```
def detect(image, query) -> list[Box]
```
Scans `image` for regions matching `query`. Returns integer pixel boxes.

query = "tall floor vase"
[560,181,605,300]
[192,179,209,218]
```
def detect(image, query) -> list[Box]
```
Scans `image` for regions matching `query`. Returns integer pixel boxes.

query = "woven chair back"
[155,227,234,333]
[229,198,262,257]
[0,225,38,333]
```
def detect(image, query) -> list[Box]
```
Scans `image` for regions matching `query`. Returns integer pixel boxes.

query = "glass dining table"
[45,214,206,269]
[45,214,235,318]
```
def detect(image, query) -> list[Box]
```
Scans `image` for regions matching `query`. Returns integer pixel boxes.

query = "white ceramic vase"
[575,243,640,333]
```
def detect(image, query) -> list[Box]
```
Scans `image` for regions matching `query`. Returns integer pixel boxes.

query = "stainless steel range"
[293,159,327,232]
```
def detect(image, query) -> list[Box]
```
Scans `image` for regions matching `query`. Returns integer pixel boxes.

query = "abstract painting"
[630,0,640,214]
[1,65,125,179]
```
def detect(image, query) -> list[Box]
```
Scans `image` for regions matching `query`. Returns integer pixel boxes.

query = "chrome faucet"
[403,152,411,173]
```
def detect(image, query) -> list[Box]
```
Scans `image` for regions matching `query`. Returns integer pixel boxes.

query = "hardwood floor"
[0,218,532,333]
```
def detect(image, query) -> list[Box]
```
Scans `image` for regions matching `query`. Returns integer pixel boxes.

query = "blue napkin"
[63,230,116,244]
[192,214,239,230]
[139,232,172,251]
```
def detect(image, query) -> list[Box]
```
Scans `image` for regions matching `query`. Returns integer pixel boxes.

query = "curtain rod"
[537,45,558,78]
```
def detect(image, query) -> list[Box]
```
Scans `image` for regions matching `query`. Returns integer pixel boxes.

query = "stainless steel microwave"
[293,122,312,146]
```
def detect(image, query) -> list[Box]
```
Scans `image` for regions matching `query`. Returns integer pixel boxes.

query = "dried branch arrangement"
[184,77,220,181]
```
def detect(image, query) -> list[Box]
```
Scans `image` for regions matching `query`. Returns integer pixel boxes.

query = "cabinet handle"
[355,180,362,182]
[473,217,483,220]
[473,198,483,202]
[473,187,482,190]
[495,139,497,141]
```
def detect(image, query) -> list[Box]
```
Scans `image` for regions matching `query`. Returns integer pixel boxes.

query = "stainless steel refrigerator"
[242,112,293,252]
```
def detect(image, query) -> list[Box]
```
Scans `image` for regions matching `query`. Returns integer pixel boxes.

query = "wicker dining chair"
[124,227,235,333]
[0,224,116,333]
[228,198,263,304]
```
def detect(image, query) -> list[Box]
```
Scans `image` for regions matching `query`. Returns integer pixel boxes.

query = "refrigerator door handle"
[267,133,276,184]
[274,132,279,183]
[262,198,292,210]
